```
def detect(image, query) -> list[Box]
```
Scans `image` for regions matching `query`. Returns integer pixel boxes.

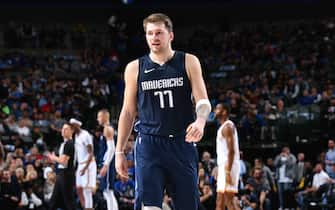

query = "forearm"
[227,137,235,171]
[51,155,69,166]
[54,155,68,166]
[103,140,115,166]
[82,152,93,170]
[116,109,135,152]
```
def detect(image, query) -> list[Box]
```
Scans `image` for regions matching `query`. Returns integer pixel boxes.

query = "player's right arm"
[99,126,115,177]
[115,60,138,179]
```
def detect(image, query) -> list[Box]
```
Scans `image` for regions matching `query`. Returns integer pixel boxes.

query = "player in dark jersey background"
[115,13,211,210]
[97,109,118,210]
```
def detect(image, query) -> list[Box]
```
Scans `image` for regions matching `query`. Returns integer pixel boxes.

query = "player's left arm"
[100,126,115,177]
[185,53,211,142]
[80,134,94,175]
[222,124,235,173]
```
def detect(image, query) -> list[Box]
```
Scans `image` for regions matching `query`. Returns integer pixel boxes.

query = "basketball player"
[97,109,119,210]
[70,118,97,210]
[115,13,211,210]
[48,122,75,210]
[215,103,240,210]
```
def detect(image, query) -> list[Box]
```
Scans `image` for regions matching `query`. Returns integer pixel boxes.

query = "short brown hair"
[143,13,173,32]
[98,109,110,118]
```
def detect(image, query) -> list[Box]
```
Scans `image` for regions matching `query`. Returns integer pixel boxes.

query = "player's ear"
[170,31,174,42]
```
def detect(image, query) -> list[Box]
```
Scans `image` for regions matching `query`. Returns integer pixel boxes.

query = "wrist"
[195,117,207,126]
[115,151,124,155]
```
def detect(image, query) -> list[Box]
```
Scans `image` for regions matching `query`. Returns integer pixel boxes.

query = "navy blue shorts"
[134,133,199,210]
[99,158,116,191]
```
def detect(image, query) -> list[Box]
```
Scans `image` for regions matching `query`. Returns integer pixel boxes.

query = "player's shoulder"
[185,53,201,74]
[185,53,200,62]
[222,120,235,132]
[126,59,139,70]
[80,129,91,137]
[224,120,235,127]
[124,59,139,76]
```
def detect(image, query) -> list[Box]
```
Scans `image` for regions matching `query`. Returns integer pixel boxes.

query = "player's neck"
[149,48,174,65]
[220,117,229,125]
[103,122,110,127]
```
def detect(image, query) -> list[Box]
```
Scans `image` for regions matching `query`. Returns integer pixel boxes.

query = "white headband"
[69,118,82,126]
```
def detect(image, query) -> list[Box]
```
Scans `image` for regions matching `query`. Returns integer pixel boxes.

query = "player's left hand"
[186,118,206,142]
[99,165,108,177]
[80,167,88,176]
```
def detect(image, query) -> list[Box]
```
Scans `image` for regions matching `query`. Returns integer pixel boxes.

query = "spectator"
[114,175,135,210]
[296,162,333,209]
[43,171,56,207]
[0,169,21,210]
[274,146,297,209]
[245,167,271,210]
[284,79,300,105]
[0,141,5,170]
[199,183,215,210]
[298,89,314,106]
[254,158,275,192]
[296,153,306,185]
[325,139,335,179]
[239,151,250,189]
[201,151,215,175]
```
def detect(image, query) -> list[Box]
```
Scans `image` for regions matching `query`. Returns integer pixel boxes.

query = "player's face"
[97,112,104,125]
[214,104,225,118]
[145,22,173,53]
[62,124,72,139]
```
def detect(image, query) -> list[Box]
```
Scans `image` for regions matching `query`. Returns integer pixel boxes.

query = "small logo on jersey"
[144,68,156,74]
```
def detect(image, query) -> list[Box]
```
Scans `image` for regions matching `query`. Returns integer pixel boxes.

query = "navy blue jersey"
[96,135,107,168]
[137,51,194,137]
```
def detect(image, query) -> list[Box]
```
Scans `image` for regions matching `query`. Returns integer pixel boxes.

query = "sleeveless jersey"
[137,51,194,137]
[216,120,240,166]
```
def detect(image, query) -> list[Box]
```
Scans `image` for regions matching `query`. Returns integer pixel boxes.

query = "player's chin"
[150,45,161,51]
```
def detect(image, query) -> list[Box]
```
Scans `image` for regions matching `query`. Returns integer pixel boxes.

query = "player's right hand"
[99,165,108,177]
[226,172,233,186]
[115,152,129,180]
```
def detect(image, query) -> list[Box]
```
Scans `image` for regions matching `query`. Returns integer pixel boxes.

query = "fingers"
[116,157,129,180]
[117,166,129,179]
[186,125,203,142]
[186,124,192,133]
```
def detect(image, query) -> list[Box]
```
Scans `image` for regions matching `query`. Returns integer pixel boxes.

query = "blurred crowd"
[1,137,335,210]
[0,17,335,209]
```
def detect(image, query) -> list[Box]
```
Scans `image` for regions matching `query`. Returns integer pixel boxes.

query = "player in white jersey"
[214,104,240,210]
[70,118,97,210]
[97,109,118,210]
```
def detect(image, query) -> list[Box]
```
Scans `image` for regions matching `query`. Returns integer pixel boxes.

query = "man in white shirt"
[70,118,97,210]
[296,162,334,210]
